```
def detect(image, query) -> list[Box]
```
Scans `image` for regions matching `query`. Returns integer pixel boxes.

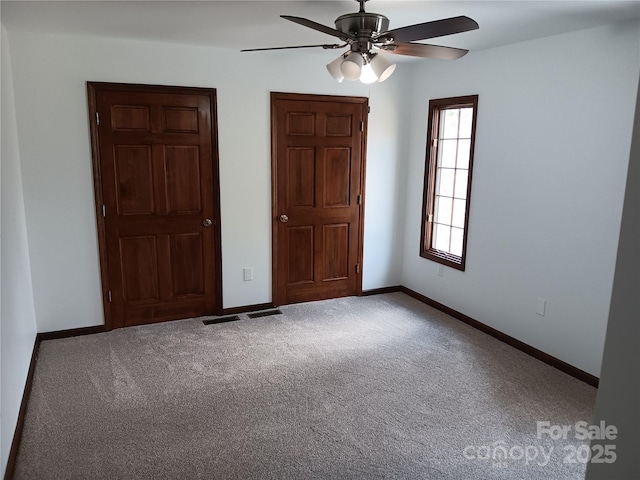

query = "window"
[420,95,478,271]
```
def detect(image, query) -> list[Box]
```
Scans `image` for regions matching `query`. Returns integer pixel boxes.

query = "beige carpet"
[14,292,596,479]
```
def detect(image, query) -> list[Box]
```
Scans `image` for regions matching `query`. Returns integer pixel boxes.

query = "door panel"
[287,226,315,284]
[111,105,150,131]
[326,114,352,136]
[272,92,367,305]
[323,224,350,280]
[114,146,155,215]
[165,146,202,213]
[120,236,159,301]
[287,148,316,208]
[163,106,199,133]
[88,83,222,329]
[324,148,351,207]
[169,233,205,296]
[287,113,316,135]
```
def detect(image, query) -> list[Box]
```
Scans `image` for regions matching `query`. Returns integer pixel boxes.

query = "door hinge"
[107,290,112,302]
[102,204,106,217]
[96,112,100,126]
[357,194,361,205]
[356,264,360,274]
[359,121,364,131]
[367,106,371,114]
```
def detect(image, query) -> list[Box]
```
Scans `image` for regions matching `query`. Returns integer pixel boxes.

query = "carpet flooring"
[14,293,596,479]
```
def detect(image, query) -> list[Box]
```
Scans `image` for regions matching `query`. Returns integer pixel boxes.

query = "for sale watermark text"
[536,420,617,441]
[463,421,618,468]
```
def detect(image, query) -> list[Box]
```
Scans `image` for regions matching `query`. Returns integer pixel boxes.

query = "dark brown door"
[88,83,222,329]
[271,92,367,305]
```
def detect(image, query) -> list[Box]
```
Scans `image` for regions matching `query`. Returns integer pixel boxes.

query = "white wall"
[362,66,410,289]
[0,24,38,477]
[400,21,640,377]
[5,30,405,332]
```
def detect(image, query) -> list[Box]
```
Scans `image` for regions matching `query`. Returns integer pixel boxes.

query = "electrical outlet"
[437,265,444,277]
[536,297,546,316]
[243,267,253,281]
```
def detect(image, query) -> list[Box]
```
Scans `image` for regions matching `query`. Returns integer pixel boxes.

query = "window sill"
[420,249,465,271]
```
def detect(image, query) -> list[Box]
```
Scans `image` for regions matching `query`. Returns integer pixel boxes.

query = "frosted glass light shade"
[326,55,345,83]
[341,52,363,81]
[370,53,396,82]
[360,63,378,84]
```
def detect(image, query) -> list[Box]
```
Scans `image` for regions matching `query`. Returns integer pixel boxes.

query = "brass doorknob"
[279,214,289,223]
[202,218,213,227]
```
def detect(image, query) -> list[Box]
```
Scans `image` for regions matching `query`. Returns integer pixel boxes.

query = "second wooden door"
[271,92,368,305]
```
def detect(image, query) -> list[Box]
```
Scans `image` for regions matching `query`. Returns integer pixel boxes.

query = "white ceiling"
[1,0,639,58]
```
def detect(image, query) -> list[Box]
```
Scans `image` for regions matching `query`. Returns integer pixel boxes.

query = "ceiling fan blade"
[241,44,345,52]
[380,43,469,60]
[375,16,478,44]
[281,15,354,41]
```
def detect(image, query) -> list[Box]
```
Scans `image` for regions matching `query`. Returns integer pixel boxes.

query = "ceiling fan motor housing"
[335,12,390,52]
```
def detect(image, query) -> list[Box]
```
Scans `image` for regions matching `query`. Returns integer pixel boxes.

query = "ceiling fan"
[241,0,479,84]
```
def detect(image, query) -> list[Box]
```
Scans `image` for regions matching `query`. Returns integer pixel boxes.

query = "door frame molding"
[270,91,368,306]
[86,82,224,330]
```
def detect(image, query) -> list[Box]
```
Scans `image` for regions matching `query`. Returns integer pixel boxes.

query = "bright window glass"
[420,96,478,270]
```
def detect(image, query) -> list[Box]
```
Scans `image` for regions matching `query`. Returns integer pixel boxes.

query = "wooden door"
[271,92,367,305]
[88,83,222,329]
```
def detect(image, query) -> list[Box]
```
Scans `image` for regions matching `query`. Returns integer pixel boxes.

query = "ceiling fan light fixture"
[369,53,396,82]
[326,54,345,82]
[341,51,363,81]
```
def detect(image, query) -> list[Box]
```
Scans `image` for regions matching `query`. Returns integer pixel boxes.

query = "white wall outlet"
[536,297,546,316]
[243,267,253,281]
[437,265,444,277]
